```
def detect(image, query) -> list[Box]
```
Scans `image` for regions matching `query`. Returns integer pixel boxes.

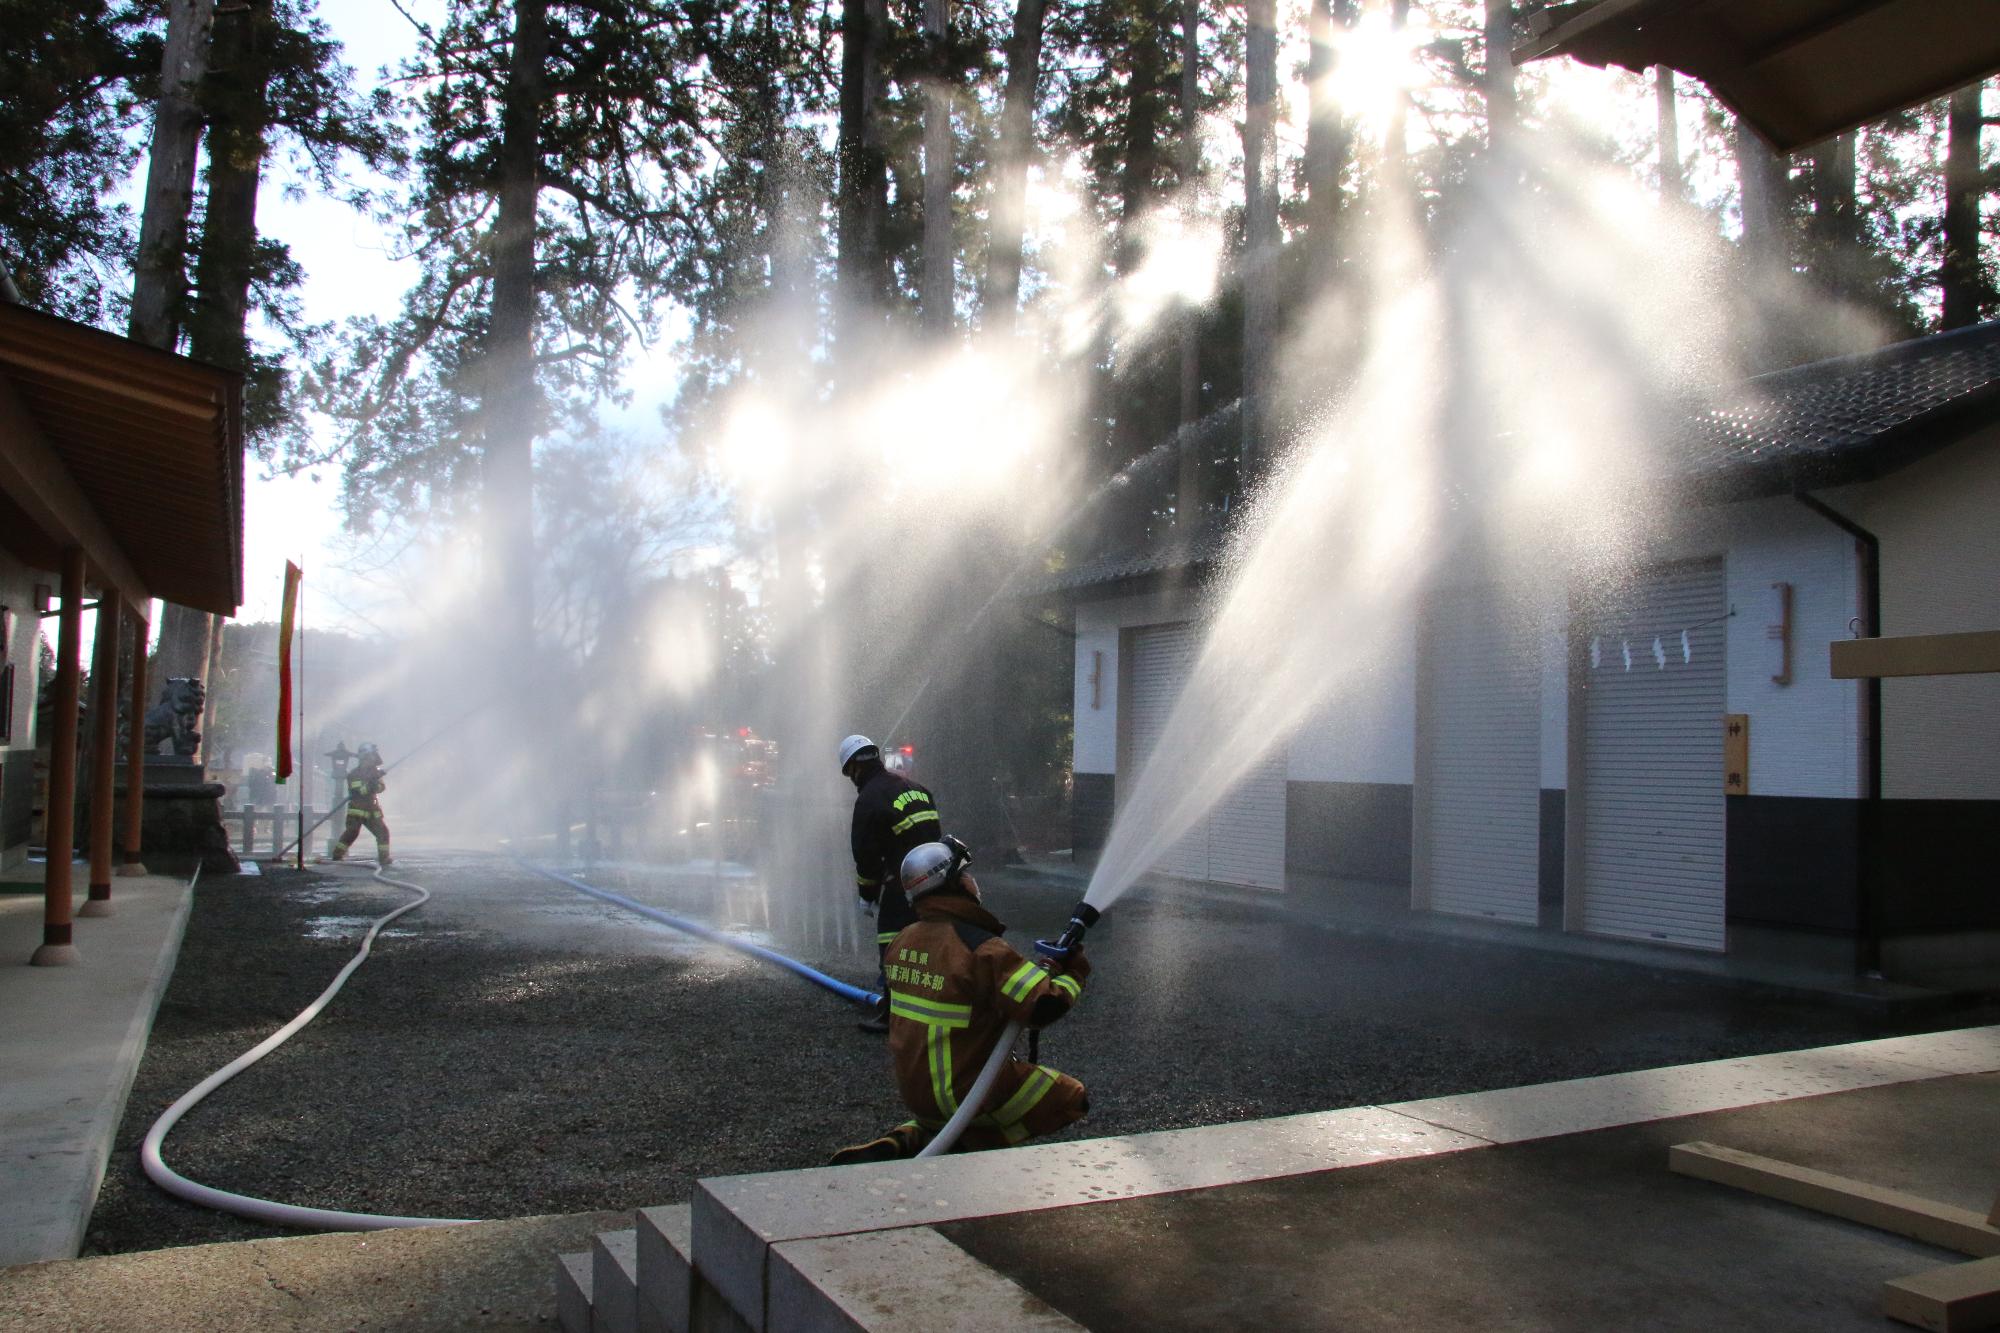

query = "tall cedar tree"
[0,1,154,321]
[309,0,757,632]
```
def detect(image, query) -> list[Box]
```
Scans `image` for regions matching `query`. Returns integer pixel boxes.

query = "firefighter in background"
[830,838,1090,1163]
[841,734,944,1032]
[330,743,392,867]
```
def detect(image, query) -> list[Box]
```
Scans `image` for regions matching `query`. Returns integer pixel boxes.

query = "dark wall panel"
[1072,772,1114,858]
[1875,799,2000,932]
[1726,795,1864,933]
[1286,781,1412,884]
[1539,789,1565,928]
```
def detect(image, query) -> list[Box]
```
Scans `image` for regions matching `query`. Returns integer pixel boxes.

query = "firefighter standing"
[830,838,1090,1164]
[330,743,392,866]
[841,733,944,1032]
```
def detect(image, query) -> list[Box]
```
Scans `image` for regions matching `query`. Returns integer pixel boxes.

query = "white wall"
[1841,425,2000,800]
[1285,607,1416,785]
[1071,590,1199,775]
[1722,498,1865,799]
[1,553,38,751]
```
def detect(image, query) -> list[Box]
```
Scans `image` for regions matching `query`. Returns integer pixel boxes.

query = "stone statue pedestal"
[115,757,239,876]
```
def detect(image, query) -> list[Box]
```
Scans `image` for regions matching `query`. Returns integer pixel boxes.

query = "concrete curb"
[686,1025,2000,1329]
[0,873,197,1267]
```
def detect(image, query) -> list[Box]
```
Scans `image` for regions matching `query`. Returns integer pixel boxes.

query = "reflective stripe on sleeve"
[1001,959,1047,1002]
[1051,974,1082,1001]
[876,930,899,945]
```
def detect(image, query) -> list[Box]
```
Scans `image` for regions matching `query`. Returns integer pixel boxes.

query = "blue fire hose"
[517,860,881,1008]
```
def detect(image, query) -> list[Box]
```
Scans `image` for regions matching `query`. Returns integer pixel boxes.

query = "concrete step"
[0,1209,626,1333]
[637,1204,692,1333]
[592,1229,640,1333]
[556,1249,593,1333]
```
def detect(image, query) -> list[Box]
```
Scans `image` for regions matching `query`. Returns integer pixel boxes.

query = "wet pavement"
[937,1071,2000,1332]
[82,844,2000,1255]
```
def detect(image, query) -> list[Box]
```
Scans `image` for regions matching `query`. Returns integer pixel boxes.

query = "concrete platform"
[669,1026,2000,1330]
[0,1208,627,1332]
[0,870,194,1267]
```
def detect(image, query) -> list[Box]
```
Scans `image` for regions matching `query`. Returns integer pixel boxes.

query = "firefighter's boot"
[329,843,348,862]
[828,1122,929,1166]
[856,994,889,1035]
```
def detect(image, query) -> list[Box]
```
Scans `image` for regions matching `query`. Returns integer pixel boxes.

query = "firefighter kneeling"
[830,839,1089,1164]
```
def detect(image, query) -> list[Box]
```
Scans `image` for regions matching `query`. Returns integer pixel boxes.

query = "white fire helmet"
[837,734,879,773]
[900,842,956,899]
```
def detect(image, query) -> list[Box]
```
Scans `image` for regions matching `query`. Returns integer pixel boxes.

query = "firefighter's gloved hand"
[856,896,875,916]
[856,880,881,906]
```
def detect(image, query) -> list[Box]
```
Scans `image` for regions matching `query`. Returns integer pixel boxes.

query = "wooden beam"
[0,369,152,613]
[1830,631,2000,680]
[1883,1255,2000,1332]
[120,609,148,875]
[1671,1142,2000,1258]
[30,548,86,966]
[81,588,121,916]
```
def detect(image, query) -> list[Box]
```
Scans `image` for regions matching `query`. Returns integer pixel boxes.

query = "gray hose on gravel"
[140,861,477,1231]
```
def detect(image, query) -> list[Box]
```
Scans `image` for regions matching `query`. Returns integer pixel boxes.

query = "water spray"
[914,896,1100,1159]
[268,697,497,863]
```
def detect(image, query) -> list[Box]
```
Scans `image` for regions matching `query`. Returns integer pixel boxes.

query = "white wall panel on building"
[1125,622,1287,890]
[1125,624,1208,880]
[1419,586,1541,925]
[1286,607,1417,785]
[1578,560,1727,951]
[1072,628,1119,774]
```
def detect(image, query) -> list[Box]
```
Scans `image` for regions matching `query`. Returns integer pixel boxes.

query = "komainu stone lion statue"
[144,677,205,757]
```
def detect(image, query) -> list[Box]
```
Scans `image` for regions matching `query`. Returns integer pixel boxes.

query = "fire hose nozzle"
[1034,900,1099,965]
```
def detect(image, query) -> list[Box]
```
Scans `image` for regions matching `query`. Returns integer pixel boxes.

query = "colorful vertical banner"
[276,560,301,782]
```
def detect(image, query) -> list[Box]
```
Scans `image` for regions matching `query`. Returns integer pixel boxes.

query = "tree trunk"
[1734,121,1790,274]
[1175,0,1202,528]
[129,0,215,350]
[837,0,889,359]
[1240,0,1278,487]
[1304,0,1355,253]
[920,0,955,336]
[1656,66,1684,203]
[1484,0,1515,152]
[1384,0,1411,170]
[1941,81,1989,330]
[487,0,547,648]
[981,0,1047,335]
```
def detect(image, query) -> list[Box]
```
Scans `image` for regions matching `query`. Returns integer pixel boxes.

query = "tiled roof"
[1673,318,2000,493]
[1036,319,2000,596]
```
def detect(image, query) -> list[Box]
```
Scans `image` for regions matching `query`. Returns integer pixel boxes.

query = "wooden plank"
[1831,632,2000,680]
[0,370,152,612]
[1670,1142,2000,1258]
[1723,714,1749,794]
[1883,1255,2000,1332]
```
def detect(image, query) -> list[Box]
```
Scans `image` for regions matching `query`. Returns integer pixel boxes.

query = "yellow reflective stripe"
[856,871,875,886]
[889,809,941,836]
[876,931,899,945]
[981,1064,1057,1127]
[1001,959,1047,1002]
[926,1025,957,1115]
[1051,974,1083,1001]
[890,993,971,1027]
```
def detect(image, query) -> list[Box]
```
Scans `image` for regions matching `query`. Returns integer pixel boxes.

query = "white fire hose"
[141,861,476,1230]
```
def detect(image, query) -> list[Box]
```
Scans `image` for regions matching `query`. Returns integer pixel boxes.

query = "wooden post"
[32,548,86,965]
[120,609,148,876]
[80,587,121,916]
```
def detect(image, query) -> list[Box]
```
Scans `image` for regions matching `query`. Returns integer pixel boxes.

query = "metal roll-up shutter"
[1420,585,1541,924]
[1206,745,1287,890]
[1579,560,1726,951]
[1126,624,1207,881]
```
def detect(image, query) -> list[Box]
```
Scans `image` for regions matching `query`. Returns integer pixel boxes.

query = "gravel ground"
[86,849,2000,1256]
